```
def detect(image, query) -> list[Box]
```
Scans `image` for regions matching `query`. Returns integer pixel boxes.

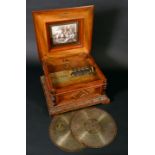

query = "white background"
[0,0,155,154]
[0,0,26,155]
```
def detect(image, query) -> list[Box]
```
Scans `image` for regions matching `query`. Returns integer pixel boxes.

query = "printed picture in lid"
[50,22,78,45]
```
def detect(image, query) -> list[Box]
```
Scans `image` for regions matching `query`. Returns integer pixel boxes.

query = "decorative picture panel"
[49,22,78,46]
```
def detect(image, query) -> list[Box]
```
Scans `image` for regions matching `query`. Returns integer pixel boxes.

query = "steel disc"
[49,111,86,152]
[71,107,117,148]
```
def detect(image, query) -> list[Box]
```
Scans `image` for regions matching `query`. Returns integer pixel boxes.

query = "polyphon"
[32,5,110,115]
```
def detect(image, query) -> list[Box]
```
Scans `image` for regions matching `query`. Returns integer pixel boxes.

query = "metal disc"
[71,107,117,148]
[49,111,86,152]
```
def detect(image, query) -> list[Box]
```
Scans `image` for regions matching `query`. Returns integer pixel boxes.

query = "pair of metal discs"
[49,107,117,152]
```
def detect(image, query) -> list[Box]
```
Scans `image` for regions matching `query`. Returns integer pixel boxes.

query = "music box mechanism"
[32,5,110,115]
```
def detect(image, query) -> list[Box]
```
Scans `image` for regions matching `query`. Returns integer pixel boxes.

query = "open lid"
[32,5,94,61]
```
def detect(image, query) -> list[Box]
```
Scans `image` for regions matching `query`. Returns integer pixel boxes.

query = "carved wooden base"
[40,76,110,116]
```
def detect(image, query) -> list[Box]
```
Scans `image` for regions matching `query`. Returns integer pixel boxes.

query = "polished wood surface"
[33,5,110,115]
[32,5,94,60]
[41,76,110,115]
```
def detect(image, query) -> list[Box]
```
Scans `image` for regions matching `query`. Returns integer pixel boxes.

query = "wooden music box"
[32,5,110,115]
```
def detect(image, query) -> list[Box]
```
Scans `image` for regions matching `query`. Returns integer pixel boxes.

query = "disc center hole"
[56,122,66,131]
[84,119,100,134]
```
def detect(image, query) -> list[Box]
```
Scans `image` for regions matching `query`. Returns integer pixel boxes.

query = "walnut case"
[32,5,110,115]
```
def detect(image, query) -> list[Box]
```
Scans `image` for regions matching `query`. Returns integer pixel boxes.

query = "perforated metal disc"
[71,107,117,148]
[49,111,86,152]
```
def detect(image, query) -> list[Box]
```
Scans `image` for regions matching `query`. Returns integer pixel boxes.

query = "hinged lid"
[32,5,94,61]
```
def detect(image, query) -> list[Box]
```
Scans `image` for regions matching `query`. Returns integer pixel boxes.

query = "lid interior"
[32,5,94,61]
